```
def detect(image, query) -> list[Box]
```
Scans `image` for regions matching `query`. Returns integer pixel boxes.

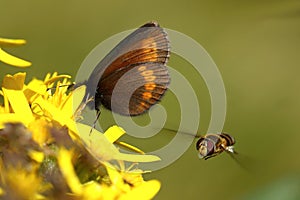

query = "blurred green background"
[1,0,300,199]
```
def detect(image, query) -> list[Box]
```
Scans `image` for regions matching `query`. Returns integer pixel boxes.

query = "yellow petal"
[0,187,4,196]
[2,72,26,90]
[43,74,71,86]
[0,106,5,113]
[119,180,161,200]
[2,167,42,199]
[24,79,48,99]
[62,85,86,117]
[0,37,26,47]
[0,113,29,129]
[28,150,45,163]
[115,152,160,163]
[57,148,82,195]
[23,80,48,109]
[106,167,130,191]
[0,48,31,67]
[33,96,77,132]
[104,125,126,143]
[81,182,116,200]
[114,141,145,154]
[28,118,52,146]
[121,169,145,186]
[1,73,34,124]
[76,123,161,163]
[76,123,120,161]
[2,89,9,113]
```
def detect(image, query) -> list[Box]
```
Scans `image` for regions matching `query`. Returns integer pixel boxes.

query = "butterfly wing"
[86,21,170,115]
[98,62,169,115]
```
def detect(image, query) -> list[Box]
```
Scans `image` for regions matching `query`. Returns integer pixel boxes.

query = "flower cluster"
[0,38,161,199]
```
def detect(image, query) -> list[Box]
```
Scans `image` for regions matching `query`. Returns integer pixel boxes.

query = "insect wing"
[86,22,170,115]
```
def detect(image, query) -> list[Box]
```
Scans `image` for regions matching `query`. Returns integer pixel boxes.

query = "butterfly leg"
[89,108,101,135]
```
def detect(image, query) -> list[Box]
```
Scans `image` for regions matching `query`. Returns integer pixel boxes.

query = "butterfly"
[82,21,170,119]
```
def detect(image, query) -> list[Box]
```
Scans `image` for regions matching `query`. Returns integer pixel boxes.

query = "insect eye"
[197,140,215,159]
[196,138,204,150]
[205,141,215,154]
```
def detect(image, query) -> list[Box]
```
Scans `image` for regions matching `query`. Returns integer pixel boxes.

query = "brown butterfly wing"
[86,21,170,115]
[98,62,169,115]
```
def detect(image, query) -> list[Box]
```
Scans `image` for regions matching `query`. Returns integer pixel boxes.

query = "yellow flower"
[0,72,73,114]
[106,164,161,200]
[0,123,45,199]
[0,72,162,199]
[76,123,160,163]
[0,72,75,146]
[1,73,34,125]
[57,148,82,195]
[57,146,161,200]
[0,166,43,199]
[0,37,31,67]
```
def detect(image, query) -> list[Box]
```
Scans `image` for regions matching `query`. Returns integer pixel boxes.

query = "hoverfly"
[163,128,238,160]
[196,132,237,160]
[196,132,252,172]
